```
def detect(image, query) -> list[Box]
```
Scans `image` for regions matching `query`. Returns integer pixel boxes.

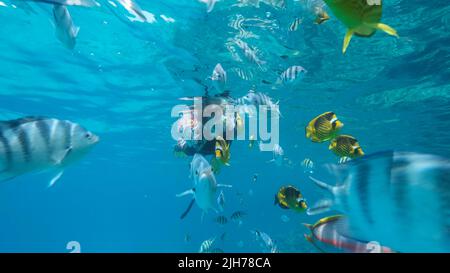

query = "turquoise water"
[0,0,449,253]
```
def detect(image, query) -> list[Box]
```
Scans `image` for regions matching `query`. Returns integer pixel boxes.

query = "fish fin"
[176,189,195,198]
[48,170,64,188]
[343,29,354,54]
[306,199,333,215]
[372,23,398,37]
[52,146,72,165]
[304,234,327,253]
[217,184,232,188]
[73,26,80,37]
[180,199,195,220]
[309,175,335,193]
[302,223,313,230]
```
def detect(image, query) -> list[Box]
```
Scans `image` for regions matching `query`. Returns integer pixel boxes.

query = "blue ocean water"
[0,0,449,253]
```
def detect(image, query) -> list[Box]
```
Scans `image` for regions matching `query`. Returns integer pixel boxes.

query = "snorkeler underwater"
[0,0,450,259]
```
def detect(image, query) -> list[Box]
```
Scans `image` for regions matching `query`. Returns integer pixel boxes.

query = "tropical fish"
[277,65,307,85]
[301,158,314,171]
[177,154,231,219]
[329,135,364,159]
[322,0,398,53]
[232,67,253,81]
[274,185,308,213]
[199,237,215,253]
[230,211,246,223]
[0,117,99,186]
[303,215,395,253]
[210,63,227,92]
[338,156,351,164]
[305,111,343,143]
[234,39,266,70]
[237,90,279,112]
[269,143,284,166]
[217,190,225,212]
[214,215,228,225]
[211,136,230,174]
[252,173,258,183]
[289,18,302,32]
[308,151,450,252]
[251,230,277,253]
[53,4,79,49]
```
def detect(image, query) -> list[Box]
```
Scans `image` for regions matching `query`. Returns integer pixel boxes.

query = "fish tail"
[343,29,354,54]
[373,23,399,37]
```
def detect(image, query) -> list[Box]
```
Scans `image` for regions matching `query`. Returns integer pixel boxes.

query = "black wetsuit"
[175,92,235,156]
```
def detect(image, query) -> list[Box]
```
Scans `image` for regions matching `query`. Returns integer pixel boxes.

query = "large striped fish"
[0,117,99,186]
[308,151,450,252]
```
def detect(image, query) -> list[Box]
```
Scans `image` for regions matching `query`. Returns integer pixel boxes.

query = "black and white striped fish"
[0,117,99,186]
[308,151,450,252]
[289,18,302,32]
[53,4,79,49]
[277,65,307,85]
[236,91,280,118]
[210,63,227,92]
[232,67,253,81]
[199,237,215,253]
[234,39,266,70]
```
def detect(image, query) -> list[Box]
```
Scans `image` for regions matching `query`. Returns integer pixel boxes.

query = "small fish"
[314,6,330,25]
[329,135,364,159]
[306,112,343,143]
[211,136,231,174]
[217,190,225,212]
[234,39,266,70]
[230,211,246,222]
[251,230,276,252]
[210,63,227,92]
[338,156,351,164]
[274,185,308,213]
[199,237,215,253]
[0,117,99,186]
[301,158,314,170]
[214,215,228,225]
[232,67,253,81]
[53,4,79,49]
[277,65,307,85]
[289,17,302,32]
[252,173,258,183]
[269,144,284,166]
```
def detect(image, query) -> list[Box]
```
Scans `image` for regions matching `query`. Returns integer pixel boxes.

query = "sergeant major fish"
[277,65,307,85]
[308,151,450,252]
[210,63,227,93]
[0,117,99,186]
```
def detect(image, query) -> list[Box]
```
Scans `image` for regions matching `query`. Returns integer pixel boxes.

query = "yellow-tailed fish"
[274,185,308,213]
[306,112,343,143]
[322,0,398,53]
[329,135,364,158]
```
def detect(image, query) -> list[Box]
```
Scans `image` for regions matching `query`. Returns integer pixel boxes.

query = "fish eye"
[85,133,91,139]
